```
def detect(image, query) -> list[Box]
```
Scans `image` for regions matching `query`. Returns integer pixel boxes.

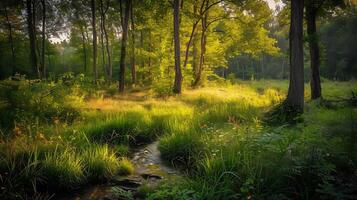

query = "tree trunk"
[99,3,107,78]
[102,0,112,82]
[173,0,182,94]
[193,0,208,87]
[130,2,136,85]
[192,1,199,78]
[286,0,304,112]
[148,30,152,82]
[80,27,87,73]
[91,0,98,83]
[4,7,16,75]
[26,0,39,79]
[306,7,322,99]
[140,30,145,82]
[119,0,131,92]
[41,0,46,79]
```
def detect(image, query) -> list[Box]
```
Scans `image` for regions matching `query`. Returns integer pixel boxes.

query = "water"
[55,141,177,200]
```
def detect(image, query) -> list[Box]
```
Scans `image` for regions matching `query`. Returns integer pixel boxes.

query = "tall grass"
[42,148,84,188]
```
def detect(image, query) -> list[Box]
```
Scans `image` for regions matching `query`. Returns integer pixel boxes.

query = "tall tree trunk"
[119,0,131,92]
[140,30,145,82]
[91,0,98,83]
[173,0,182,94]
[26,0,39,78]
[41,0,46,79]
[192,2,199,77]
[130,2,136,85]
[80,27,87,73]
[286,0,304,112]
[306,7,322,99]
[99,5,107,77]
[4,7,16,75]
[148,30,152,82]
[193,0,208,87]
[101,0,112,82]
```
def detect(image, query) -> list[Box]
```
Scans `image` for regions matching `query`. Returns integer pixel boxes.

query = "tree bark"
[102,0,112,82]
[286,0,305,112]
[173,0,182,94]
[193,0,208,87]
[130,1,136,85]
[26,0,39,79]
[41,0,46,79]
[119,0,131,92]
[80,26,87,73]
[306,7,322,99]
[91,0,98,83]
[4,7,16,75]
[99,0,107,78]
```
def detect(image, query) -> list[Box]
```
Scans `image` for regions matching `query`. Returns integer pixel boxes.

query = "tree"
[26,0,40,79]
[305,0,346,99]
[99,0,112,82]
[130,0,136,85]
[3,6,15,75]
[193,0,209,87]
[119,0,131,93]
[41,0,46,79]
[173,0,182,94]
[285,0,304,112]
[91,0,98,82]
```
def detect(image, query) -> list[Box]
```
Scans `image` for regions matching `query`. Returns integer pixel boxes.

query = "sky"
[265,0,284,10]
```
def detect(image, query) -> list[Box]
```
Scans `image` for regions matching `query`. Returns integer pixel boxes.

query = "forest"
[0,0,357,199]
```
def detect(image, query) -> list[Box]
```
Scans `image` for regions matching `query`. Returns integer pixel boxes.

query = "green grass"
[82,144,120,181]
[0,79,356,199]
[42,148,84,188]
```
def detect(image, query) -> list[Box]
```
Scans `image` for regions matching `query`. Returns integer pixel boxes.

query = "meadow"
[0,76,356,199]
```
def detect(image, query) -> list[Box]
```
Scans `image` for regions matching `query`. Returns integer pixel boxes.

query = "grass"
[82,144,120,181]
[0,78,356,199]
[42,148,84,188]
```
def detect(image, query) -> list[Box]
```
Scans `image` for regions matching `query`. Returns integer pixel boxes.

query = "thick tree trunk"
[91,0,98,83]
[286,0,304,112]
[41,0,46,79]
[4,7,16,75]
[130,2,136,85]
[306,8,322,99]
[119,0,131,92]
[26,0,39,78]
[173,0,182,94]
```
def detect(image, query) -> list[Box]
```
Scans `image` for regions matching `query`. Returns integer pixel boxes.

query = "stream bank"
[56,141,179,200]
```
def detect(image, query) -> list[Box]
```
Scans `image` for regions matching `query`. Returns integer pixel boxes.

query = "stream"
[56,141,178,200]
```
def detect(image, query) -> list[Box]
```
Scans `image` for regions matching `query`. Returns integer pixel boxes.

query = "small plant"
[117,157,134,175]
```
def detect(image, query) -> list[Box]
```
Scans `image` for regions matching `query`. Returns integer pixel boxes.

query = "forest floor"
[0,79,356,199]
